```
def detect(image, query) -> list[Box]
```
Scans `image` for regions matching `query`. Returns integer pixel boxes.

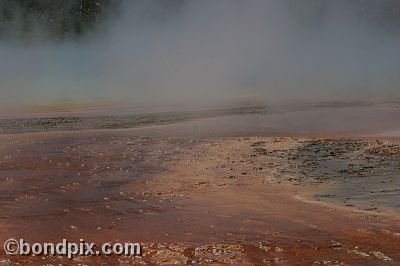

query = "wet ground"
[0,106,269,134]
[0,104,400,265]
[284,139,400,211]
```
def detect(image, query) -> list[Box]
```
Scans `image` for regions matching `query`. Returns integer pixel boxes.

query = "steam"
[1,0,400,110]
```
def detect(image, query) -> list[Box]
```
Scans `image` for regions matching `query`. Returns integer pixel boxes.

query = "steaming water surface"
[1,0,400,107]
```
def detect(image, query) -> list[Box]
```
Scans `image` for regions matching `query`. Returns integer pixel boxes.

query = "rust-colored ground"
[0,125,399,265]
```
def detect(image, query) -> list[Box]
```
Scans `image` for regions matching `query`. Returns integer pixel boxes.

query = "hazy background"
[1,0,400,111]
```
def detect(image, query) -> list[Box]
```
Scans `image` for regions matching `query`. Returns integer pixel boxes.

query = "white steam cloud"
[1,0,400,109]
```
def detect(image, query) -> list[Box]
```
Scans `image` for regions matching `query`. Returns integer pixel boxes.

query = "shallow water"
[381,130,400,137]
[2,103,400,137]
[290,139,400,211]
